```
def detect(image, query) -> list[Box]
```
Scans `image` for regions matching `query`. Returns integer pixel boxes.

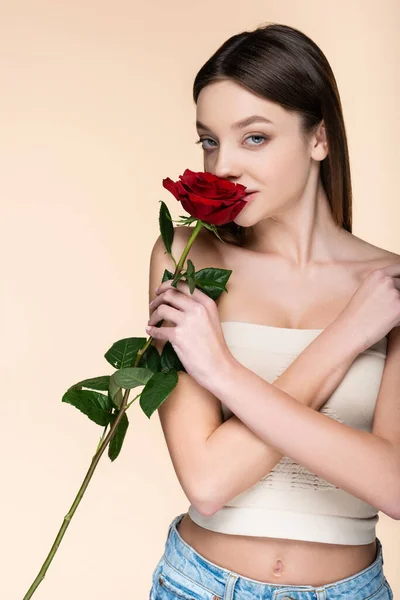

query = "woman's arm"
[199,319,361,514]
[203,319,400,519]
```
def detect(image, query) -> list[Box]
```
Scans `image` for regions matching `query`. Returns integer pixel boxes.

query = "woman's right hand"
[336,263,400,353]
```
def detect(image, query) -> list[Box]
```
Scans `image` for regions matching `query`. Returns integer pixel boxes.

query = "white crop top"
[188,320,388,545]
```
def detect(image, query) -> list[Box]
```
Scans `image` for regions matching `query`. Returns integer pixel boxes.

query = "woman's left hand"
[146,279,234,389]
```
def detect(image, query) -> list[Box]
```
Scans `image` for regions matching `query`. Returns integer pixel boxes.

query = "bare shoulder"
[366,246,400,271]
[165,224,222,269]
[342,230,400,276]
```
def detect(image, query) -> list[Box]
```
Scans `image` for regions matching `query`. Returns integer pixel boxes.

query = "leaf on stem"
[67,375,110,392]
[136,344,161,372]
[161,269,174,282]
[184,259,196,293]
[194,267,232,300]
[109,386,123,409]
[160,341,186,373]
[159,201,174,256]
[112,367,154,389]
[104,337,148,370]
[140,370,179,418]
[161,268,186,289]
[108,375,121,408]
[108,412,129,462]
[177,215,197,225]
[201,222,226,243]
[62,389,113,426]
[161,267,232,301]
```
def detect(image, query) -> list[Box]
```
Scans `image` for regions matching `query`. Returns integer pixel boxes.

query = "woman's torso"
[174,225,397,586]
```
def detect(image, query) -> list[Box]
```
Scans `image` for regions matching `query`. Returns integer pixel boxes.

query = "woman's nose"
[212,153,241,180]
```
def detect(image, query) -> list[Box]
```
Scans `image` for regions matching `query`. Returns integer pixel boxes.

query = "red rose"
[162,168,248,226]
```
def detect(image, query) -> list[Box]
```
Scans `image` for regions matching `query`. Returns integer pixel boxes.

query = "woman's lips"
[244,191,258,202]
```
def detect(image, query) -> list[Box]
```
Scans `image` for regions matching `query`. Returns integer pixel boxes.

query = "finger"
[148,304,183,327]
[155,279,190,295]
[379,263,400,278]
[146,323,175,341]
[150,287,193,314]
[156,279,215,309]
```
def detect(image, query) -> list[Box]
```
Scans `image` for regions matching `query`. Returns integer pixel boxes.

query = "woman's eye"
[195,135,269,151]
[245,135,268,146]
[195,137,217,150]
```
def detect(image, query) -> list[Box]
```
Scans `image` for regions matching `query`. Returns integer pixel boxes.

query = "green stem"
[135,219,204,361]
[96,423,109,453]
[23,390,138,599]
[174,219,203,275]
[23,220,204,598]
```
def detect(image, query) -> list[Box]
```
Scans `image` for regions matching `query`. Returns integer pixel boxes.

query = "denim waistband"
[160,512,387,600]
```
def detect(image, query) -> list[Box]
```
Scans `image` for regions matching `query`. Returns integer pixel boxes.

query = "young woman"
[147,23,399,599]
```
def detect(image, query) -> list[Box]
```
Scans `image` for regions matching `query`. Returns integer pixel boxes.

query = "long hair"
[193,23,352,246]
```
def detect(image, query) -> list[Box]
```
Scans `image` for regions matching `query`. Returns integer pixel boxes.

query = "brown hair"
[193,23,352,246]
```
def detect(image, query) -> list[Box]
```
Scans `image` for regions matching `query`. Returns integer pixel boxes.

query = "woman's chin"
[232,213,254,227]
[232,204,254,226]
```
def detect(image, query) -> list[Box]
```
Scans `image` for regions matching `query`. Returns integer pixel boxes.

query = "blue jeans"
[150,513,393,599]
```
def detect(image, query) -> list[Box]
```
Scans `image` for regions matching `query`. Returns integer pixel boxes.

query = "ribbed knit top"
[188,321,388,545]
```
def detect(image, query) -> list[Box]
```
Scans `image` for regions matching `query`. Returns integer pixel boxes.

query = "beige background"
[1,1,399,598]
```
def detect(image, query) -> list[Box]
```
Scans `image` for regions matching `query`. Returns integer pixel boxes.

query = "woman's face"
[196,80,318,228]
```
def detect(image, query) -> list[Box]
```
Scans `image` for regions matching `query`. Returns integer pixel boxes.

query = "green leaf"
[137,344,161,372]
[201,222,226,243]
[178,214,196,221]
[112,366,154,389]
[68,375,110,392]
[161,269,174,283]
[140,370,179,418]
[104,337,147,370]
[108,412,129,462]
[160,341,186,373]
[162,265,232,299]
[184,271,196,294]
[109,388,123,409]
[62,389,113,426]
[194,267,233,301]
[186,259,195,278]
[159,201,174,256]
[171,271,185,288]
[175,215,197,226]
[108,375,121,405]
